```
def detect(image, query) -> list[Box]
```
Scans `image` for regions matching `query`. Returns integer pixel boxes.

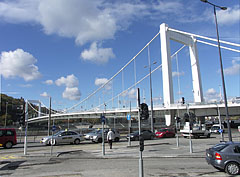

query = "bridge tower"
[160,23,204,126]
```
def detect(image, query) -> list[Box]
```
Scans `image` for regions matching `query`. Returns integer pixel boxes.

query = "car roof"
[218,141,240,145]
[0,128,16,130]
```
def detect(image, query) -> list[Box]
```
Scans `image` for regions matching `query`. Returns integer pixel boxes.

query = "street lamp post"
[200,0,232,141]
[144,61,157,133]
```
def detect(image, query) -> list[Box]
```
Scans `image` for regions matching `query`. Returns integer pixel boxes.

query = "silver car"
[40,130,84,145]
[206,141,240,175]
[90,129,120,143]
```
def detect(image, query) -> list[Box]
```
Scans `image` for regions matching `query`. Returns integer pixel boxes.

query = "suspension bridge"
[25,23,240,127]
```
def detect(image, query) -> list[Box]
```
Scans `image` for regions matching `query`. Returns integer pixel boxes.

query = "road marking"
[0,155,21,160]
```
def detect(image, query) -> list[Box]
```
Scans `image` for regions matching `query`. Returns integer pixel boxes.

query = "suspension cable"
[63,32,161,112]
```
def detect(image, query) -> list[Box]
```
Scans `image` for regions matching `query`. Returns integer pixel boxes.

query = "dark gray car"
[206,141,240,175]
[127,130,155,141]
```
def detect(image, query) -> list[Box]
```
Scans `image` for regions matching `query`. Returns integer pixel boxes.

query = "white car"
[40,130,84,145]
[210,124,224,134]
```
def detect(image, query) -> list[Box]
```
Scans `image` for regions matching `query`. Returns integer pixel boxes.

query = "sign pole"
[24,100,28,155]
[138,88,144,177]
[128,101,132,146]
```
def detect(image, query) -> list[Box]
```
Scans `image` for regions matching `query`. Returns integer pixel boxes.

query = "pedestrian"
[107,129,115,149]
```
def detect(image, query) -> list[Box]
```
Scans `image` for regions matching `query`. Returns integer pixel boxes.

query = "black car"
[206,141,240,175]
[127,130,155,141]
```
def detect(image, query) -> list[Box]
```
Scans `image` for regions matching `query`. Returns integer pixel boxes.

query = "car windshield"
[159,129,167,132]
[53,131,64,136]
[211,126,220,130]
[211,144,229,151]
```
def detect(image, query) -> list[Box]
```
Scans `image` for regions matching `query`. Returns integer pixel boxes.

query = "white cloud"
[172,71,184,77]
[40,91,49,97]
[121,88,137,99]
[224,59,240,75]
[81,42,115,64]
[0,49,41,81]
[0,0,39,23]
[55,74,79,88]
[0,0,207,47]
[127,88,137,99]
[55,74,81,101]
[217,6,240,25]
[62,87,81,101]
[95,77,112,90]
[44,80,53,85]
[204,88,220,102]
[19,84,32,88]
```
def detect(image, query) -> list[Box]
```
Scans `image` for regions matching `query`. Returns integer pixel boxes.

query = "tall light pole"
[144,61,157,133]
[200,0,232,141]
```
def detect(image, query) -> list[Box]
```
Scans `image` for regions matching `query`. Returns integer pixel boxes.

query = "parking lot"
[0,129,240,176]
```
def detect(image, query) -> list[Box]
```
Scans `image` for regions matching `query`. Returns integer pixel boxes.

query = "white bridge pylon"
[160,23,203,125]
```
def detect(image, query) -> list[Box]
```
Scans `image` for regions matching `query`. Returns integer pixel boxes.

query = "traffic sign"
[218,129,223,133]
[127,114,131,120]
[52,125,56,132]
[101,115,106,123]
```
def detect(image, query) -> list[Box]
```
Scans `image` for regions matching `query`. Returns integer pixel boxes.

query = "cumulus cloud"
[217,6,240,25]
[0,0,207,46]
[81,42,115,64]
[172,71,184,77]
[40,91,49,97]
[44,80,53,85]
[224,59,240,75]
[62,87,81,101]
[127,88,137,99]
[204,88,220,102]
[55,74,81,100]
[95,77,112,90]
[121,88,137,99]
[0,49,41,81]
[55,74,79,88]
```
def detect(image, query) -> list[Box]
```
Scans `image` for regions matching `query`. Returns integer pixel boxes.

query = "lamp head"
[221,7,227,10]
[200,0,208,3]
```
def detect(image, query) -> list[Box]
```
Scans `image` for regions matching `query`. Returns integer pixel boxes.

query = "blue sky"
[0,0,239,111]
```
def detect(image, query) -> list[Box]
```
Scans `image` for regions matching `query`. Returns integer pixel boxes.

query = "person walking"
[107,129,115,149]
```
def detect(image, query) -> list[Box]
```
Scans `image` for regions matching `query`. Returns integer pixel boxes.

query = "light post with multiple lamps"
[200,0,232,141]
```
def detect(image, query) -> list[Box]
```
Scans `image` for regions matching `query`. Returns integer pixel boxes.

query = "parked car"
[90,128,120,143]
[84,129,98,140]
[0,128,17,149]
[155,128,175,138]
[40,130,84,145]
[127,130,155,141]
[210,124,224,134]
[206,141,240,175]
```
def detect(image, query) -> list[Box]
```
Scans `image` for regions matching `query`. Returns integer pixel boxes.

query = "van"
[210,124,224,134]
[0,128,17,148]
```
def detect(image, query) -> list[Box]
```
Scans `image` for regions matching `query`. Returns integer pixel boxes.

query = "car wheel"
[98,138,102,143]
[150,135,154,140]
[74,139,80,145]
[4,141,13,149]
[225,162,240,175]
[114,137,119,142]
